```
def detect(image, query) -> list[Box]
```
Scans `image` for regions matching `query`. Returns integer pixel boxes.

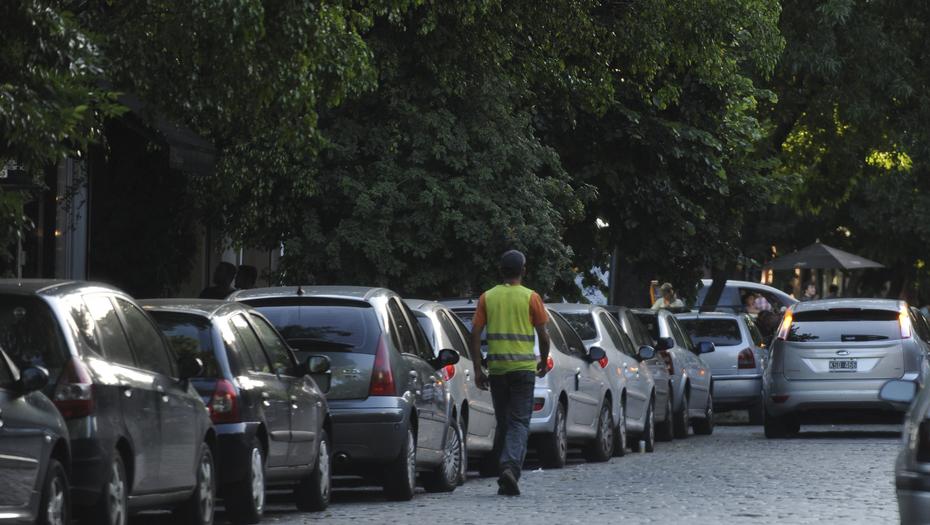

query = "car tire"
[583,399,614,462]
[383,426,417,501]
[612,400,627,457]
[655,394,674,442]
[673,391,689,439]
[748,400,765,425]
[538,401,568,469]
[422,419,462,493]
[631,399,656,453]
[457,416,468,485]
[38,458,69,525]
[693,393,714,435]
[80,452,128,525]
[764,411,789,438]
[225,438,265,524]
[295,429,332,511]
[173,444,216,525]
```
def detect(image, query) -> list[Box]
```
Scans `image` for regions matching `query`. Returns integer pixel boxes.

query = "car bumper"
[765,376,908,417]
[529,387,556,434]
[68,436,110,503]
[712,376,762,408]
[328,397,411,468]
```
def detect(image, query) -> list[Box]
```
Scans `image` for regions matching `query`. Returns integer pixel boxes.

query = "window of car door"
[745,317,765,348]
[601,313,636,358]
[0,352,14,387]
[669,318,695,352]
[437,310,469,360]
[552,314,587,360]
[547,316,568,354]
[386,299,418,356]
[229,314,273,374]
[446,312,475,363]
[84,294,136,368]
[115,298,176,377]
[249,314,297,376]
[402,303,435,361]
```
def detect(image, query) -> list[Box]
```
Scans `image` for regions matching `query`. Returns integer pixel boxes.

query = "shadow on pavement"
[791,429,901,440]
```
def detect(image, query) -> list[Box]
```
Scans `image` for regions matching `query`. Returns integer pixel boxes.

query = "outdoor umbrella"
[765,242,885,270]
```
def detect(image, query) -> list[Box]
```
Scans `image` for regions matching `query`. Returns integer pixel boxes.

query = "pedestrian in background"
[651,282,684,310]
[199,262,237,299]
[234,264,258,291]
[469,250,551,496]
[802,282,819,302]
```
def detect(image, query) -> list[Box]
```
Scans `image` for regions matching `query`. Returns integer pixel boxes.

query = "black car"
[144,300,333,524]
[231,286,462,501]
[0,346,70,525]
[0,280,215,525]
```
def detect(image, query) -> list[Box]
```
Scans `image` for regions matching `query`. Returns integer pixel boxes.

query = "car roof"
[0,279,124,297]
[548,303,597,315]
[230,285,395,303]
[140,299,249,319]
[440,298,480,309]
[676,311,743,320]
[404,298,443,313]
[699,279,798,302]
[791,298,904,314]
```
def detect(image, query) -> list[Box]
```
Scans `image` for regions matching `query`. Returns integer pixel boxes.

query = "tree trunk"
[610,250,651,308]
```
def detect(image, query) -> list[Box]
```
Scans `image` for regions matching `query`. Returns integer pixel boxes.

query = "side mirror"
[178,356,204,380]
[637,345,656,361]
[697,341,716,354]
[306,355,331,375]
[879,380,918,404]
[19,366,49,393]
[655,337,675,351]
[434,349,460,369]
[587,346,607,362]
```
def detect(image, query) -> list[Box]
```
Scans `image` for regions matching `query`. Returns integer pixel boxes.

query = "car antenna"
[296,284,305,296]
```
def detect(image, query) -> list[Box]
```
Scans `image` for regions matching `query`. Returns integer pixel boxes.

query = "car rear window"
[149,311,223,378]
[0,294,69,385]
[679,318,743,347]
[560,313,598,341]
[245,299,381,355]
[788,309,903,342]
[634,313,659,341]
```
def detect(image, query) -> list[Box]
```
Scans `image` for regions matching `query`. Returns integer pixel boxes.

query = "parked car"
[550,303,658,454]
[443,300,614,468]
[764,298,930,438]
[230,286,462,500]
[694,279,797,313]
[405,299,496,480]
[605,306,675,441]
[632,309,715,437]
[0,346,71,525]
[143,300,332,523]
[878,379,930,524]
[677,312,768,424]
[0,280,215,525]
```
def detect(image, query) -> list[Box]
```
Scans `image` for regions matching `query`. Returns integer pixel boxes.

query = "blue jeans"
[490,371,535,480]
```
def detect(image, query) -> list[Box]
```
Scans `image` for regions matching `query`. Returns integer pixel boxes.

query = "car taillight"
[737,348,755,369]
[660,351,674,375]
[533,398,545,411]
[369,336,396,396]
[899,306,913,339]
[441,364,456,381]
[598,356,609,369]
[776,309,793,340]
[917,421,930,463]
[53,357,94,419]
[208,379,240,424]
[546,355,554,372]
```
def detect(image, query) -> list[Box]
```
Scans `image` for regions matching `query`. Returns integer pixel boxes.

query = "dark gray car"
[879,379,930,523]
[230,286,462,500]
[0,347,71,525]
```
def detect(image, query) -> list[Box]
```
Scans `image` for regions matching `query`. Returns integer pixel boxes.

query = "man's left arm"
[530,293,551,376]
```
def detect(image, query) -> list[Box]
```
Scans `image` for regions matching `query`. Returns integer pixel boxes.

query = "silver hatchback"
[764,299,930,438]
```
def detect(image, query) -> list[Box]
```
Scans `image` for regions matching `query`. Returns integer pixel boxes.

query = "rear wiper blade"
[840,334,888,342]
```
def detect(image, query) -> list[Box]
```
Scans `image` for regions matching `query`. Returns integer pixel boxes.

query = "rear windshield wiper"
[287,338,356,352]
[840,334,889,342]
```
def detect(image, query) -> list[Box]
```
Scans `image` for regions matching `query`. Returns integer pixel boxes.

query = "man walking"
[469,250,551,496]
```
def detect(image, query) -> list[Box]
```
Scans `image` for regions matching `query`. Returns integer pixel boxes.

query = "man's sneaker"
[497,469,520,496]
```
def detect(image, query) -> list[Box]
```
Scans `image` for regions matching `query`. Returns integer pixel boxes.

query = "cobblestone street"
[224,423,902,525]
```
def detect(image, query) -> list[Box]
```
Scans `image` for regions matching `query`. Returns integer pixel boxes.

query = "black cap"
[500,250,526,272]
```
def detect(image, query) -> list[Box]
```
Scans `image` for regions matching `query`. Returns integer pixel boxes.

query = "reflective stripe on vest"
[486,353,537,362]
[487,333,535,342]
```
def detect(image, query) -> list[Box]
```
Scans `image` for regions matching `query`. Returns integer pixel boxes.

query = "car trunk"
[245,298,381,400]
[679,318,748,376]
[701,346,749,376]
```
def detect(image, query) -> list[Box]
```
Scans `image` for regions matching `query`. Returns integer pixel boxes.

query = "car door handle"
[261,391,271,406]
[464,369,471,381]
[156,385,168,403]
[120,384,133,398]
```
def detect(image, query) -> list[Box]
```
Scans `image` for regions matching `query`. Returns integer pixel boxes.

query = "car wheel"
[173,444,215,525]
[748,399,765,425]
[423,419,462,493]
[631,399,655,453]
[538,401,567,469]
[764,411,789,439]
[655,394,674,442]
[295,429,332,511]
[38,458,69,525]
[673,391,689,439]
[225,438,264,524]
[693,393,714,435]
[383,425,417,501]
[457,416,468,485]
[613,400,627,457]
[583,399,614,462]
[80,452,127,525]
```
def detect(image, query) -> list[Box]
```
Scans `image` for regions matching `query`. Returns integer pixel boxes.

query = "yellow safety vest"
[485,284,537,375]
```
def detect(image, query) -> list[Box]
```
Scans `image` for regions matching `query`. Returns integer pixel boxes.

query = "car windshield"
[560,313,598,341]
[634,313,659,340]
[149,311,223,378]
[679,318,743,347]
[246,299,381,355]
[788,309,902,342]
[0,294,68,385]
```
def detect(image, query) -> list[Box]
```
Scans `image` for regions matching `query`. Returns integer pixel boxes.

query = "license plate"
[829,359,857,372]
